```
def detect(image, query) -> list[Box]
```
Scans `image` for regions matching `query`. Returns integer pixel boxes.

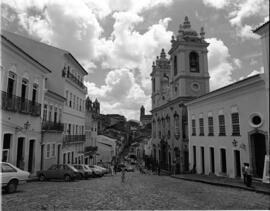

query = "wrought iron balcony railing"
[66,71,87,91]
[63,135,86,144]
[42,121,64,131]
[1,91,41,116]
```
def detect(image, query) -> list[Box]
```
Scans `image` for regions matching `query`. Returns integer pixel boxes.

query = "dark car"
[37,164,80,182]
[73,164,93,179]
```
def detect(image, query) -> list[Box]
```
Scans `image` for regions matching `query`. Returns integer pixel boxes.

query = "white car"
[1,162,30,193]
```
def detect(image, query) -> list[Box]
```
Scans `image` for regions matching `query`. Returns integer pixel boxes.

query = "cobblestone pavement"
[2,171,270,210]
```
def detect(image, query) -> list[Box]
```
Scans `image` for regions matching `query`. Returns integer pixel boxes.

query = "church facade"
[151,17,210,173]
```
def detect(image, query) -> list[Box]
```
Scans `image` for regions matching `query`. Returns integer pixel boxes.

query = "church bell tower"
[169,16,210,99]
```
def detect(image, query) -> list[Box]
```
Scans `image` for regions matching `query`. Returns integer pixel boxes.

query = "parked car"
[88,165,104,177]
[94,165,108,174]
[37,164,80,182]
[73,164,93,179]
[1,162,30,193]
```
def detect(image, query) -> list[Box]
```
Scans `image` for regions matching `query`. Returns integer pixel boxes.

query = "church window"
[174,114,180,137]
[174,55,177,76]
[189,52,199,72]
[153,78,156,92]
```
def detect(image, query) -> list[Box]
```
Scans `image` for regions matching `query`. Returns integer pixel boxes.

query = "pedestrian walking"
[121,167,126,183]
[110,165,114,176]
[158,163,161,176]
[242,163,252,187]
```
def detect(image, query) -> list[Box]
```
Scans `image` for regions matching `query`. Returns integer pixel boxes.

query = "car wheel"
[64,174,71,182]
[6,180,18,193]
[39,174,46,182]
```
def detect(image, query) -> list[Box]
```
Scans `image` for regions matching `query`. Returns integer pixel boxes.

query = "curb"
[170,175,270,195]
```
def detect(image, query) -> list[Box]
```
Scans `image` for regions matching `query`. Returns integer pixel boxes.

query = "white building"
[3,31,88,166]
[187,74,269,179]
[1,33,50,174]
[96,135,117,164]
[187,22,269,179]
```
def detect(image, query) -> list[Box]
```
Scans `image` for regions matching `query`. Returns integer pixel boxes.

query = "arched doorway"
[16,137,25,169]
[160,140,168,170]
[28,140,35,173]
[249,131,267,178]
[174,147,180,174]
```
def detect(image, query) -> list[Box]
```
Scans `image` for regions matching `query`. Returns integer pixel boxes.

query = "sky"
[1,0,269,120]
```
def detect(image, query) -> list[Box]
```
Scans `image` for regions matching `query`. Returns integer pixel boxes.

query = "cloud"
[203,0,269,40]
[206,38,235,90]
[85,68,151,119]
[238,66,264,80]
[202,0,228,9]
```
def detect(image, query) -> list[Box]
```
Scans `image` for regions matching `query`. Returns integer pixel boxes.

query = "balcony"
[66,71,87,92]
[1,91,41,116]
[42,121,64,131]
[63,135,86,145]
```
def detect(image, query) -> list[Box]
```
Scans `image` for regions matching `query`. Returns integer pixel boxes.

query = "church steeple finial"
[200,27,205,39]
[183,16,191,29]
[160,48,166,59]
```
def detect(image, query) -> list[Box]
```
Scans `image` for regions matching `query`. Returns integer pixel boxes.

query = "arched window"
[189,52,199,72]
[174,55,177,76]
[153,78,156,92]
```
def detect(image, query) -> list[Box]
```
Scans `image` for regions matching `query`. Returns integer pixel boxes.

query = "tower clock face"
[191,82,200,91]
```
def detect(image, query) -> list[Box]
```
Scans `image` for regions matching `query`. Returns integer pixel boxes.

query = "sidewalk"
[170,173,270,195]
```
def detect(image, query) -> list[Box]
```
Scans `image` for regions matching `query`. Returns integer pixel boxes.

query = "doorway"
[201,147,205,174]
[210,147,215,174]
[16,137,25,169]
[57,145,61,164]
[28,140,35,173]
[250,132,266,178]
[234,150,241,177]
[220,148,227,174]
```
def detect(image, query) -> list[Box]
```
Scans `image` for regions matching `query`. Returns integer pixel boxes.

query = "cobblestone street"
[2,171,269,210]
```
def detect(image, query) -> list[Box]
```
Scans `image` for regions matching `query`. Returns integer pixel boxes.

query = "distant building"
[96,135,117,163]
[1,33,50,174]
[151,17,210,173]
[85,97,100,165]
[140,106,152,126]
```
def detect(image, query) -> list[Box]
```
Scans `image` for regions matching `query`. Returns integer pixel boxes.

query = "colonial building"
[41,89,65,170]
[1,33,50,174]
[96,135,117,164]
[186,21,269,179]
[187,74,268,178]
[85,97,100,165]
[151,17,210,173]
[3,30,88,167]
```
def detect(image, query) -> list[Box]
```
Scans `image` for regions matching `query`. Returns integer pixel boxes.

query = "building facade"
[187,74,269,178]
[151,17,210,173]
[1,33,50,174]
[41,89,65,170]
[2,30,88,167]
[85,97,100,165]
[140,106,152,126]
[96,135,117,164]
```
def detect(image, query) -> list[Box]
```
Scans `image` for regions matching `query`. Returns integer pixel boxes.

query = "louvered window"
[208,117,214,136]
[218,115,226,136]
[231,113,240,136]
[199,118,204,136]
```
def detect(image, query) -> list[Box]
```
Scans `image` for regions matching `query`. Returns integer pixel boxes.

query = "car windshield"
[67,164,78,172]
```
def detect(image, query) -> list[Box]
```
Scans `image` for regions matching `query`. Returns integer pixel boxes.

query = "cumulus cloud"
[85,68,151,119]
[202,0,228,9]
[206,38,235,90]
[203,0,269,40]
